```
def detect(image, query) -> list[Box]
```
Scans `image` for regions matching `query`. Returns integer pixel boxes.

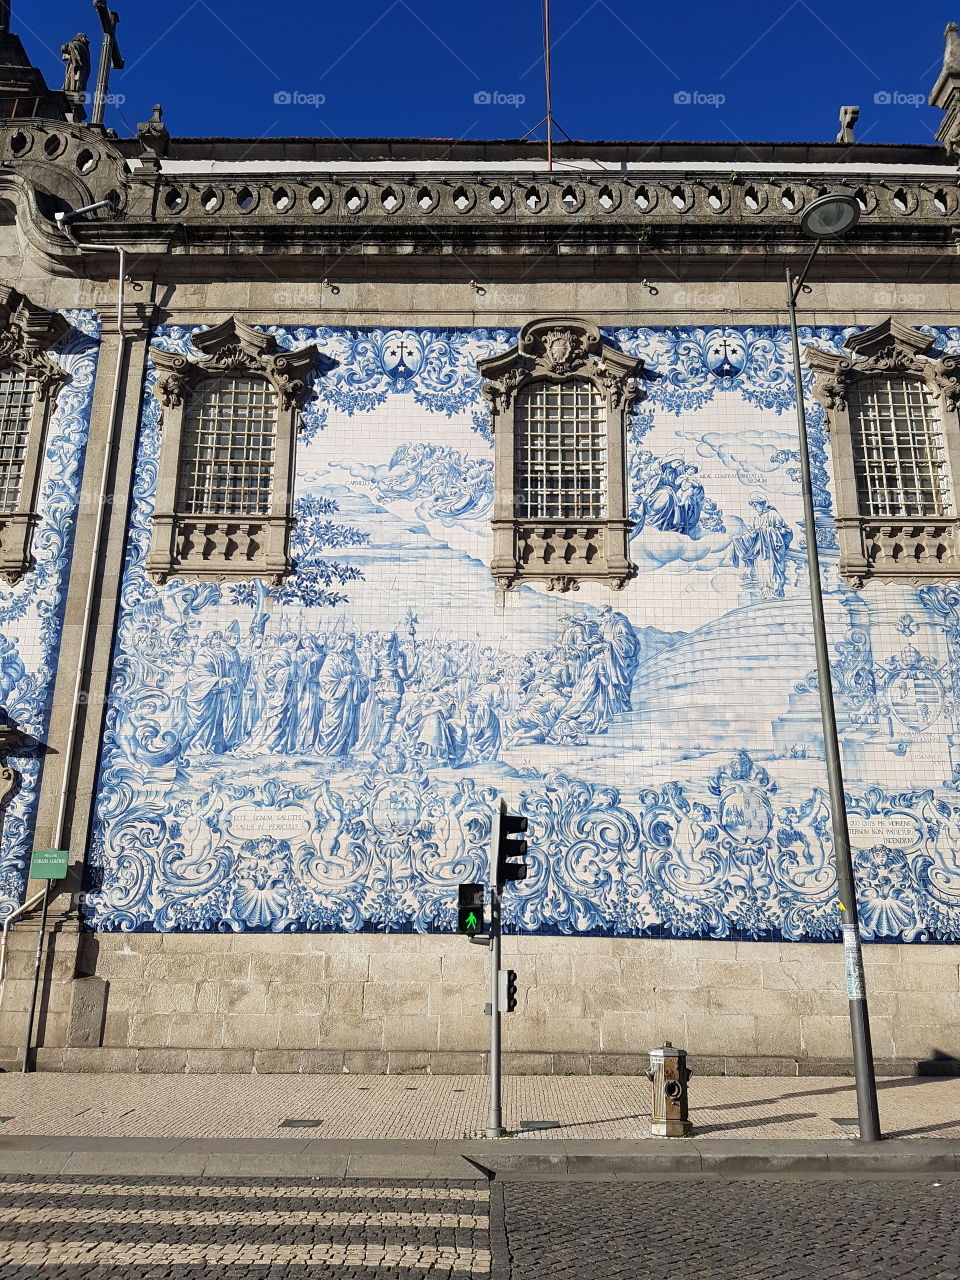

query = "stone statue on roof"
[943,21,960,76]
[61,31,90,96]
[836,105,859,144]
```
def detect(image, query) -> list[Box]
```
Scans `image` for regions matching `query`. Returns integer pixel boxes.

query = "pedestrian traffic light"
[498,968,518,1013]
[495,799,528,890]
[458,882,484,935]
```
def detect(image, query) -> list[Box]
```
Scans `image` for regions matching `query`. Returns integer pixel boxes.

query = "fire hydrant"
[647,1042,693,1137]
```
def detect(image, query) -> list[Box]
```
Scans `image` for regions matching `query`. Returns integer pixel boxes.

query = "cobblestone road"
[502,1178,960,1279]
[0,1175,491,1277]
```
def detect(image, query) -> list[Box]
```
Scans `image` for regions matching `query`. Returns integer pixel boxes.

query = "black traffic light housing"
[501,969,518,1013]
[458,882,484,935]
[495,799,528,890]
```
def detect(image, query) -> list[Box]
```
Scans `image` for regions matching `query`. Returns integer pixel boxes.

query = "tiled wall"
[80,322,960,943]
[0,311,99,919]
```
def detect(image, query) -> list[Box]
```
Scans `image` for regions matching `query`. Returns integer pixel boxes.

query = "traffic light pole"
[486,881,503,1138]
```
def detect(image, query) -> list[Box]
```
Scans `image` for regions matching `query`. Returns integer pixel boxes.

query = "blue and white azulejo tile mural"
[81,321,960,941]
[0,311,100,921]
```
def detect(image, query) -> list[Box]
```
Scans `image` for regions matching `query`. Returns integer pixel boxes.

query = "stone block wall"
[1,927,957,1075]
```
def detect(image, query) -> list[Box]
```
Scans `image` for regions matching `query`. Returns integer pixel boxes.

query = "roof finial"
[945,21,960,74]
[930,22,960,160]
[836,105,859,144]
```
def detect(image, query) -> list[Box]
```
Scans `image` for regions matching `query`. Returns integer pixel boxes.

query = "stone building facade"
[0,19,959,1075]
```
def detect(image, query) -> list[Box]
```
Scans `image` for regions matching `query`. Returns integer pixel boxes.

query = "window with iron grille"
[0,366,36,513]
[848,376,952,519]
[177,377,278,517]
[514,378,607,520]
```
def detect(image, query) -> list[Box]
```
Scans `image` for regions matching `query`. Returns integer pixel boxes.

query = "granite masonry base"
[0,922,957,1076]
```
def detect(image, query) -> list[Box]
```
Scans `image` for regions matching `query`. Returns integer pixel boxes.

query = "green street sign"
[29,848,69,880]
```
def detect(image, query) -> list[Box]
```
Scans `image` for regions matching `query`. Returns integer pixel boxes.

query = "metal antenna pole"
[543,0,554,171]
[785,260,881,1142]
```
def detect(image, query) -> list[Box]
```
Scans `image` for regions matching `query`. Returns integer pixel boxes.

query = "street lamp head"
[799,193,861,239]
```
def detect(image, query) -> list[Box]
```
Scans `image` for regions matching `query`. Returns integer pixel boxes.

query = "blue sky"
[21,1,959,145]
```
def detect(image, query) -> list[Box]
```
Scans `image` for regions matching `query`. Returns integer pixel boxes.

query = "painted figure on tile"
[409,683,466,767]
[246,634,302,753]
[184,631,245,753]
[632,452,707,536]
[358,632,410,755]
[732,495,793,599]
[316,635,367,757]
[600,606,641,713]
[0,634,25,705]
[463,681,502,761]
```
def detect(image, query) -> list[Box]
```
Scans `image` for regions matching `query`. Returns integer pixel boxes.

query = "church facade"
[1,18,960,1074]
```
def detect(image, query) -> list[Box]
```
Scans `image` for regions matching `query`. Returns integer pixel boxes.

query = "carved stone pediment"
[151,317,321,415]
[806,319,959,415]
[480,317,643,416]
[0,285,69,397]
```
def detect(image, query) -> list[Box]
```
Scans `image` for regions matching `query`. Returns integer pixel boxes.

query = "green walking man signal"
[458,882,484,935]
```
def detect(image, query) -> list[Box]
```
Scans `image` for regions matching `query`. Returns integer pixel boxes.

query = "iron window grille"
[177,377,279,518]
[0,368,37,514]
[514,379,608,521]
[848,376,952,519]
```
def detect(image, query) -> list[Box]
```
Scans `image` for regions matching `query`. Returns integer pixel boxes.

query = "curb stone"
[1,1136,959,1180]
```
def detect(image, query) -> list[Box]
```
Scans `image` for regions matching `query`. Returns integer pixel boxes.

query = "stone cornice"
[4,119,960,278]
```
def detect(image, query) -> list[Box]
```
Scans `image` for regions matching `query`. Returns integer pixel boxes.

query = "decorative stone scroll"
[807,318,960,587]
[0,286,69,584]
[479,318,643,592]
[147,317,321,584]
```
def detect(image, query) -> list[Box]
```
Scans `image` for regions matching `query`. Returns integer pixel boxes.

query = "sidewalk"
[0,1070,957,1141]
[2,1070,959,1142]
[1,1071,959,1179]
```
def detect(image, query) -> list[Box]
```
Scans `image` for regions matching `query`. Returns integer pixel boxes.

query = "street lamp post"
[785,194,881,1142]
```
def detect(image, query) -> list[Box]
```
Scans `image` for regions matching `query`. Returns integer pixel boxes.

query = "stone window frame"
[478,317,644,592]
[0,287,69,584]
[807,318,960,588]
[147,317,321,584]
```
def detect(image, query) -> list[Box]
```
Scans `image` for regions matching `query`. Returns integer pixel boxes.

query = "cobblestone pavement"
[502,1178,960,1279]
[0,1072,958,1140]
[0,1175,491,1277]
